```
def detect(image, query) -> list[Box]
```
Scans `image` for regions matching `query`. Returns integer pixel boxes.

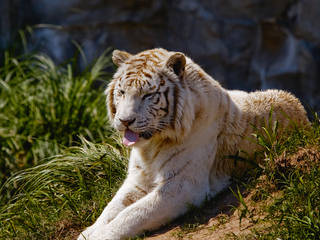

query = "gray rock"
[291,0,320,44]
[1,0,320,111]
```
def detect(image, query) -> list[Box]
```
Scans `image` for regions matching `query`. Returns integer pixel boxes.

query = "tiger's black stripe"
[172,84,180,129]
[159,87,170,115]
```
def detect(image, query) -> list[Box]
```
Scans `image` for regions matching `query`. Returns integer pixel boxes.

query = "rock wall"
[1,0,320,110]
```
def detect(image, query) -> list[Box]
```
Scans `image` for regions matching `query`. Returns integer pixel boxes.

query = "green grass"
[0,50,114,184]
[0,49,128,239]
[0,137,127,239]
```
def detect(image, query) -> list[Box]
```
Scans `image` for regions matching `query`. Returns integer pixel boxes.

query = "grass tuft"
[0,50,114,184]
[0,137,127,239]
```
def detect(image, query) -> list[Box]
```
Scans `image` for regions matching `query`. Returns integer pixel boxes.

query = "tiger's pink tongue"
[123,129,139,146]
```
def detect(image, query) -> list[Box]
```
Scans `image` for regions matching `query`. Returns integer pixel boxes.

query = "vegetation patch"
[0,50,114,185]
[0,137,127,239]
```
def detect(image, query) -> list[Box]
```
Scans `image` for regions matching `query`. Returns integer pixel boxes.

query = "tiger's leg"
[209,172,231,198]
[85,174,210,240]
[78,177,147,240]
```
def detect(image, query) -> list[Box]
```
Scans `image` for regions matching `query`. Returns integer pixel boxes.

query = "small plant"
[250,109,283,161]
[230,186,258,227]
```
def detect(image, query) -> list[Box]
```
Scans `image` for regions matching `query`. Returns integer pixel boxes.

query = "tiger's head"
[106,48,194,147]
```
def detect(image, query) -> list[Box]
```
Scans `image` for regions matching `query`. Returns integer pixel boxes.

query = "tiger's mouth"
[122,129,154,147]
[123,129,139,146]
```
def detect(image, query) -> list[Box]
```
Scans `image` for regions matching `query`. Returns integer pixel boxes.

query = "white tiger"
[78,48,309,240]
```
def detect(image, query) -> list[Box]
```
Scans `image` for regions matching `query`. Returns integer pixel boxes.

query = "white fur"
[78,49,309,240]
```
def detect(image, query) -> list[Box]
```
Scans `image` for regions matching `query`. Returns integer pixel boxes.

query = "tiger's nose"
[119,118,136,127]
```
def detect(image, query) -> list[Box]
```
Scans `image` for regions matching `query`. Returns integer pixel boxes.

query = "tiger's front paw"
[77,226,93,240]
[78,224,119,240]
[77,224,99,240]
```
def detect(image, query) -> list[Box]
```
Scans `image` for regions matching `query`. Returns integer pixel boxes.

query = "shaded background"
[1,0,320,111]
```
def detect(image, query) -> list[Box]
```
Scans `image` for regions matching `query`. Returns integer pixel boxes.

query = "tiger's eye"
[118,90,125,96]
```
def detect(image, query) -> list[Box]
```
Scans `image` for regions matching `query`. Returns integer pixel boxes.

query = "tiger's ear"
[112,50,131,66]
[165,53,186,78]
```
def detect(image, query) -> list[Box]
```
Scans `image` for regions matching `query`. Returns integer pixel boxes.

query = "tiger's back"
[214,89,309,176]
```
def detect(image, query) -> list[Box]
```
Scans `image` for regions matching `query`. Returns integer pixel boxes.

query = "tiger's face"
[106,49,187,146]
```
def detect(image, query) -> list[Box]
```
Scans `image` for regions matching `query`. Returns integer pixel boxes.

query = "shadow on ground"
[144,182,248,240]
